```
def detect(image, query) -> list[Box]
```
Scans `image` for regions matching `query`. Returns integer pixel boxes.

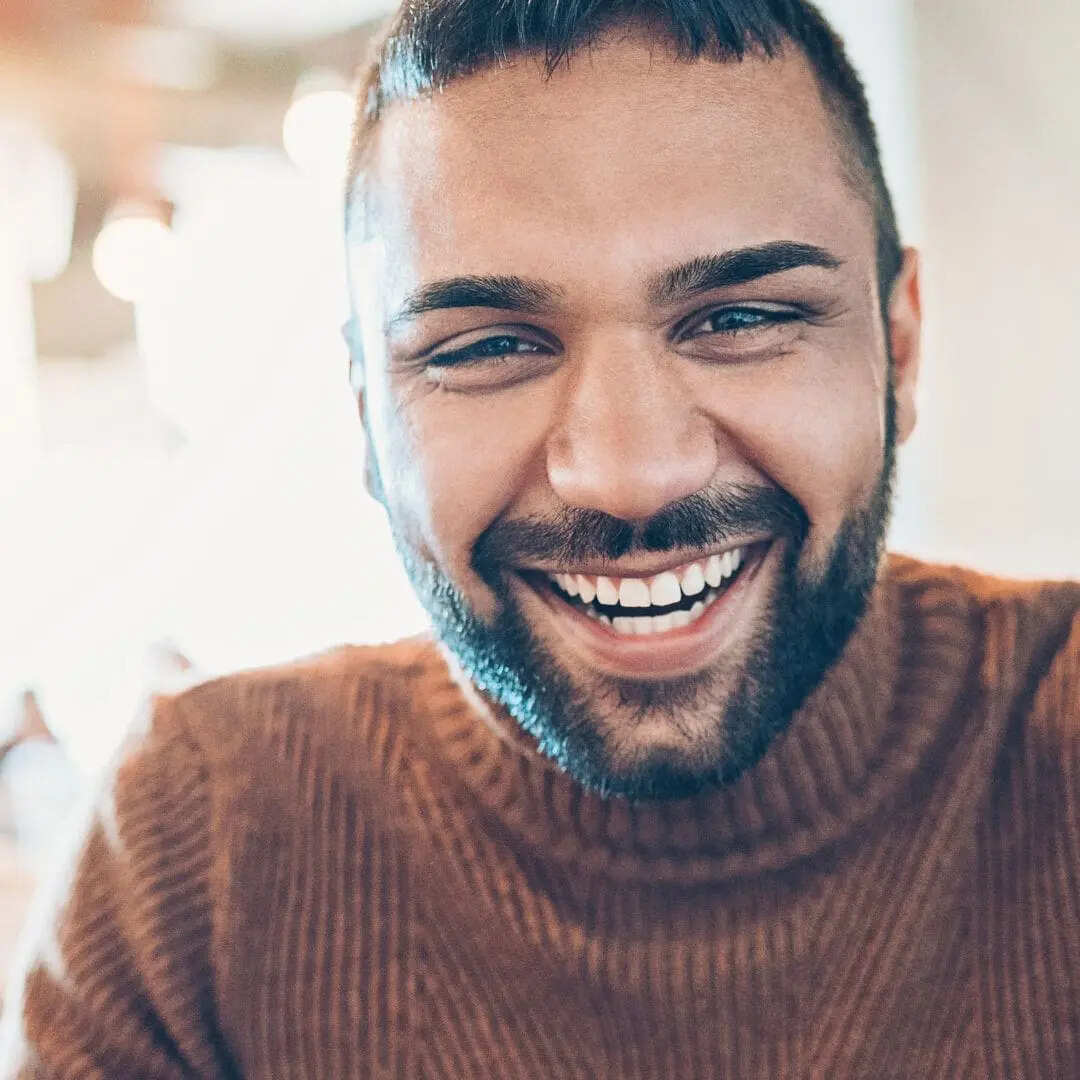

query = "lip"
[518,539,777,680]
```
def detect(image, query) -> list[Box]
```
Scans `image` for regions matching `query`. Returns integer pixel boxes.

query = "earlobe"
[361,417,386,505]
[350,355,366,398]
[352,382,385,504]
[888,247,922,445]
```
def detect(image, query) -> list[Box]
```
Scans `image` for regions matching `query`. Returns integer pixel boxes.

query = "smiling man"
[7,1,1080,1078]
[348,16,910,802]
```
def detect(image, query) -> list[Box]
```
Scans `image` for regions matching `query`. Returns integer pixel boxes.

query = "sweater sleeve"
[0,696,238,1080]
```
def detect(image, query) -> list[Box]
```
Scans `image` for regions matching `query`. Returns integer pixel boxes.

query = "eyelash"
[427,334,545,368]
[425,306,801,369]
[684,306,802,338]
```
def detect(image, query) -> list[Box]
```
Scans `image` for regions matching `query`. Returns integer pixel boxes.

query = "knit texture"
[4,555,1080,1078]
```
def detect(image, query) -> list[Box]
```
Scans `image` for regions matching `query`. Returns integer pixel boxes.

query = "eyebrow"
[386,240,842,329]
[387,275,563,330]
[648,241,844,305]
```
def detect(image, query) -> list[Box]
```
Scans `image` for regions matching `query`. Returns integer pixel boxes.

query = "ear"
[343,317,364,387]
[886,247,922,445]
[343,316,368,421]
[361,421,386,505]
[343,317,385,505]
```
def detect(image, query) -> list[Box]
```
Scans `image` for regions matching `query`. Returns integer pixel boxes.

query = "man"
[5,0,1080,1076]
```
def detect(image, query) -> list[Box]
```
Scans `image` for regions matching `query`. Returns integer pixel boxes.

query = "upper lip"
[513,536,772,579]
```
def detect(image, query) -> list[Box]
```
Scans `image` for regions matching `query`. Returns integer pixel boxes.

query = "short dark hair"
[346,0,904,313]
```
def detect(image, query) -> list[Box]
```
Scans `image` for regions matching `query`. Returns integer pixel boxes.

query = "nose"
[545,343,718,522]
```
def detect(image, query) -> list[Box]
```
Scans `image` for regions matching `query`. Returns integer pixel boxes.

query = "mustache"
[472,484,808,573]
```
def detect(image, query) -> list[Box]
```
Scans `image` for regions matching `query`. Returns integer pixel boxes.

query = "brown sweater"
[4,555,1080,1079]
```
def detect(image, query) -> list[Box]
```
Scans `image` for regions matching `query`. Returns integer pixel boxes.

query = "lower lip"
[522,541,775,680]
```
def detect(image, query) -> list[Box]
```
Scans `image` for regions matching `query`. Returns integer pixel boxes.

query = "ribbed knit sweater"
[4,555,1080,1078]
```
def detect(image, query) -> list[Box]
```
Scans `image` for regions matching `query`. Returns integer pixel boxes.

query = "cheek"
[699,351,887,555]
[371,377,556,586]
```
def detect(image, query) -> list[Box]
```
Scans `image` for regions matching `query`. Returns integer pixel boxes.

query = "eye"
[427,334,545,368]
[424,331,558,392]
[683,306,801,340]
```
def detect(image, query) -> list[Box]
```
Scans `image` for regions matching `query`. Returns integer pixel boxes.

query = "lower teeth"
[585,587,723,635]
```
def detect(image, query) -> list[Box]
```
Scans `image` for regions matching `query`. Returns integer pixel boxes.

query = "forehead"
[361,35,872,305]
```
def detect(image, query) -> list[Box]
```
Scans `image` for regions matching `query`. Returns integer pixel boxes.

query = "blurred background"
[0,0,1077,979]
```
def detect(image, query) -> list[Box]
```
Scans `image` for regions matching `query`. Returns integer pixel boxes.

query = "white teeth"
[704,555,722,588]
[549,573,578,596]
[603,601,713,636]
[606,603,723,636]
[649,572,681,607]
[607,614,669,637]
[618,578,651,608]
[553,544,750,628]
[680,562,706,597]
[596,576,619,606]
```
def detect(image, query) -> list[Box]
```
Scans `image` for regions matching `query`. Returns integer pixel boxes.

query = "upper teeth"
[548,546,745,608]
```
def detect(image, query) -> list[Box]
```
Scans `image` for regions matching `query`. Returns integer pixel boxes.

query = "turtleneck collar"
[411,556,980,885]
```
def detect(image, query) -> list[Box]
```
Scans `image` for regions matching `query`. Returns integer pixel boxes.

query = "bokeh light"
[282,86,355,184]
[91,210,176,304]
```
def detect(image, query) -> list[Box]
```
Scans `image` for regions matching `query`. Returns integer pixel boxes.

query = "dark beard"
[384,385,897,802]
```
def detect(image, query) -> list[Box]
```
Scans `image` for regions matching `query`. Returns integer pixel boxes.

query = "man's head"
[345,0,921,800]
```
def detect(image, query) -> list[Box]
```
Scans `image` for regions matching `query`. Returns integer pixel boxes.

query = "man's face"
[351,34,920,798]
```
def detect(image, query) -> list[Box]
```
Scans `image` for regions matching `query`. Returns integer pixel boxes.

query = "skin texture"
[349,32,922,798]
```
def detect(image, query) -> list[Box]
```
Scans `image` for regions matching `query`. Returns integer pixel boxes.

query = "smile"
[544,545,752,635]
[518,540,775,680]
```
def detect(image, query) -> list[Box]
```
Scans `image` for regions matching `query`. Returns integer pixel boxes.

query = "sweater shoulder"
[886,552,1080,704]
[886,557,1080,849]
[155,636,448,779]
[887,551,1080,613]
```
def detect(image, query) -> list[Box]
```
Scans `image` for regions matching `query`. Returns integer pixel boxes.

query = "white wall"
[904,0,1080,577]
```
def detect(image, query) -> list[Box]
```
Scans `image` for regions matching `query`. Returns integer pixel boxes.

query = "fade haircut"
[345,0,904,315]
